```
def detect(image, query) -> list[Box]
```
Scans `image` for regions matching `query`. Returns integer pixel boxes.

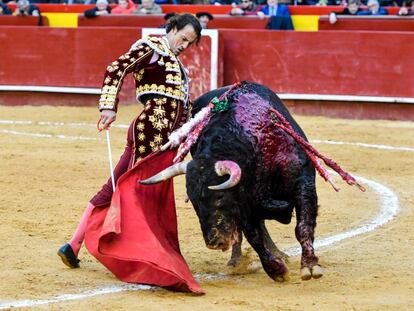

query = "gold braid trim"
[130,36,173,58]
[99,49,153,111]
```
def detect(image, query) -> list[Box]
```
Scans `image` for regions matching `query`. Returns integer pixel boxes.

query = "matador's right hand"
[98,109,116,131]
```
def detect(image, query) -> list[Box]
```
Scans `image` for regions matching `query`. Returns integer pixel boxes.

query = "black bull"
[141,81,323,281]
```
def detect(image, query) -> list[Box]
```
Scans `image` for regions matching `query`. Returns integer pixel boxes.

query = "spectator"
[358,0,388,15]
[398,0,414,15]
[329,0,363,24]
[112,0,136,14]
[160,12,176,28]
[257,0,290,18]
[304,0,339,5]
[14,0,43,25]
[15,0,40,16]
[210,0,237,4]
[0,1,12,15]
[257,0,293,30]
[134,0,162,15]
[229,0,261,16]
[176,0,210,3]
[196,11,213,29]
[84,0,111,17]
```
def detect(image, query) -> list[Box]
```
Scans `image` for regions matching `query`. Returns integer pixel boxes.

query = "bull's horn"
[208,160,241,190]
[139,161,190,185]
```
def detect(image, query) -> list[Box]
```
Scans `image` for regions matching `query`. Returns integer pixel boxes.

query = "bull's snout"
[206,228,230,251]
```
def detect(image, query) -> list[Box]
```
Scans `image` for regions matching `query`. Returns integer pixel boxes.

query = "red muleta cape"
[84,150,203,294]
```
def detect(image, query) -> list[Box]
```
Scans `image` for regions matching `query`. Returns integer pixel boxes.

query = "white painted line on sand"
[284,174,399,257]
[0,120,128,129]
[0,119,402,308]
[311,139,414,152]
[1,119,413,152]
[0,173,399,309]
[0,130,100,141]
[0,284,152,309]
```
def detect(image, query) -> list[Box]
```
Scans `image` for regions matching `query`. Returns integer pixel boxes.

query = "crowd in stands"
[1,0,413,26]
[328,0,392,23]
[1,0,413,6]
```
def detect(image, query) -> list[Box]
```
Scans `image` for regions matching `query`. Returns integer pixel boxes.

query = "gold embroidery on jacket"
[99,49,153,111]
[148,100,168,131]
[136,122,145,131]
[137,132,145,141]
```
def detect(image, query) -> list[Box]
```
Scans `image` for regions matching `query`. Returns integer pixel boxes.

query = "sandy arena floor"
[0,105,413,310]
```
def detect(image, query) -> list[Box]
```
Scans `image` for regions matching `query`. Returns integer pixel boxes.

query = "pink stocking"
[68,202,95,256]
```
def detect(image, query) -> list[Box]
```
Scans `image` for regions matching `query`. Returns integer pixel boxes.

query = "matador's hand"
[98,109,116,131]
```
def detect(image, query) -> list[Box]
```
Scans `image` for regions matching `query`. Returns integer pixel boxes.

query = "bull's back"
[192,81,308,141]
[192,86,230,116]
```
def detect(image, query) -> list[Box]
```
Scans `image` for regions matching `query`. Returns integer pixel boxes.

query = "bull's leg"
[243,221,289,282]
[261,221,289,262]
[227,229,242,267]
[294,177,324,280]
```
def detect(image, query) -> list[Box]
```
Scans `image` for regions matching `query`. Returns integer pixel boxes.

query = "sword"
[105,129,116,192]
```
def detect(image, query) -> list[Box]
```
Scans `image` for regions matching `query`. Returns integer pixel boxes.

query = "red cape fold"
[84,150,203,294]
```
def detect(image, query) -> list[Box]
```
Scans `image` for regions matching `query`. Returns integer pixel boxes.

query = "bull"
[141,81,324,281]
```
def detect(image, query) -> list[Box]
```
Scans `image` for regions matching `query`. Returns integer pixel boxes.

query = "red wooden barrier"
[78,14,269,29]
[1,26,413,119]
[0,27,222,102]
[208,15,269,29]
[1,27,413,100]
[78,15,165,27]
[0,15,49,26]
[319,16,414,31]
[219,29,414,98]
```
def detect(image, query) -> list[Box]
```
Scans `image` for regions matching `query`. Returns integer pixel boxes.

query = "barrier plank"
[78,14,269,29]
[319,15,414,31]
[0,15,48,26]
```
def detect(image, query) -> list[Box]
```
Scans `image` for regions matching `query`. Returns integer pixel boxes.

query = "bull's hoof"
[300,265,324,280]
[227,257,240,267]
[300,267,312,280]
[311,265,324,279]
[264,258,289,282]
[274,271,290,282]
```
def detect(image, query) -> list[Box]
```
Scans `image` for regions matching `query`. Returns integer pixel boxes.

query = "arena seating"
[319,15,414,31]
[0,15,49,26]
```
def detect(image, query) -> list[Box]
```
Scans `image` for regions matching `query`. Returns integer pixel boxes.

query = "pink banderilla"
[269,107,365,192]
[160,83,241,163]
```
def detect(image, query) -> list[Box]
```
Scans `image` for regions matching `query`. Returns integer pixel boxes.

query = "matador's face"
[166,24,198,56]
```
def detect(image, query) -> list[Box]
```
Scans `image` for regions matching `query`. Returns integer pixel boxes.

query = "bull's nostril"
[208,228,220,241]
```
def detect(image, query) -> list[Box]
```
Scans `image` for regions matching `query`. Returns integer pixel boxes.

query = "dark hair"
[166,13,202,45]
[196,11,214,20]
[164,12,176,21]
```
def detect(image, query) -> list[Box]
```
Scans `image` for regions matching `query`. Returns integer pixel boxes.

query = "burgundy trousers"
[90,120,135,207]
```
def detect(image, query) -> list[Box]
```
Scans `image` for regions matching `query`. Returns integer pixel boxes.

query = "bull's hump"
[233,92,300,171]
